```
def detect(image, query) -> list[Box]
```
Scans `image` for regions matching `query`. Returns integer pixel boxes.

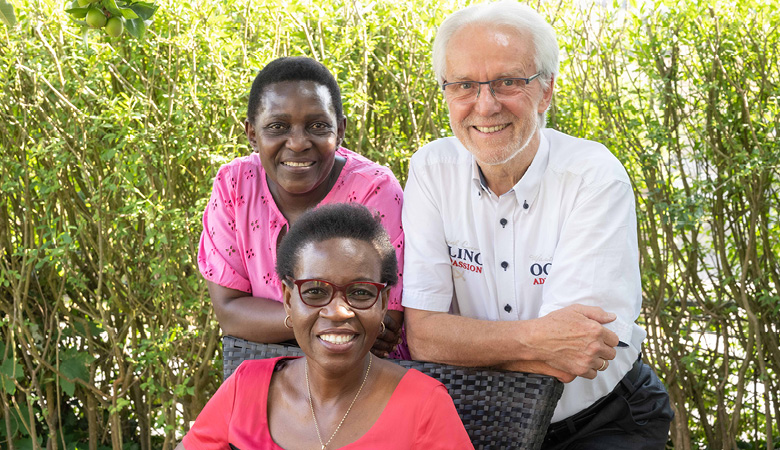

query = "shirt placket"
[495,194,517,319]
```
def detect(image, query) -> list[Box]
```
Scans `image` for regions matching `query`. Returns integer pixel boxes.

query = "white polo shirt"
[402,128,646,422]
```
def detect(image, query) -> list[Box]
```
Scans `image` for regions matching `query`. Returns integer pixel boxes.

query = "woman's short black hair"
[276,203,398,287]
[246,56,343,125]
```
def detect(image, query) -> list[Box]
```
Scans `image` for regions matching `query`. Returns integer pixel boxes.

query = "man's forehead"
[444,23,535,80]
[449,22,528,47]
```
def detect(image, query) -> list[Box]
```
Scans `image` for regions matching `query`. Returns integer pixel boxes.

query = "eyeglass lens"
[445,78,531,101]
[297,279,381,308]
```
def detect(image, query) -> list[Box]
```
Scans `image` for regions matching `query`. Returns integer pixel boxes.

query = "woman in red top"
[178,204,472,449]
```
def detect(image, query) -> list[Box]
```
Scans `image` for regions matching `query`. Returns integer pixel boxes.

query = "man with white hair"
[401,1,673,447]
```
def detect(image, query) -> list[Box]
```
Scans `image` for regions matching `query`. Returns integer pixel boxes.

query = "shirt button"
[501,261,509,270]
[500,218,507,228]
[504,304,512,313]
[523,201,529,209]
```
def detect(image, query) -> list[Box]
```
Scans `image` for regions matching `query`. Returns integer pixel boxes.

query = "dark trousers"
[542,358,674,450]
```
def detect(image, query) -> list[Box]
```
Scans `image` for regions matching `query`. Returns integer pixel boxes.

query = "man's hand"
[527,304,619,380]
[371,310,403,358]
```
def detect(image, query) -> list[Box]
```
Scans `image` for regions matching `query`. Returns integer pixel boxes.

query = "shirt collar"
[512,130,549,210]
[469,130,550,210]
[470,160,489,195]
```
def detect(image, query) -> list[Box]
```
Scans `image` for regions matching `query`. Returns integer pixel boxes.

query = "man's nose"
[473,84,502,116]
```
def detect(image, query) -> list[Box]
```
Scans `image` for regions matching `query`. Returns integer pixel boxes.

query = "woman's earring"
[284,315,293,329]
[380,321,386,335]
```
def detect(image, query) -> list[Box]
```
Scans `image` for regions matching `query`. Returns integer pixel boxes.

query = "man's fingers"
[570,304,616,324]
[599,344,617,362]
[601,328,620,349]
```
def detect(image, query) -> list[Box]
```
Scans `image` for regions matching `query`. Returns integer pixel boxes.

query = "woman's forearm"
[208,281,296,343]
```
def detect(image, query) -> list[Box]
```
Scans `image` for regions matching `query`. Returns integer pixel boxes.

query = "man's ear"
[539,74,556,112]
[245,119,258,151]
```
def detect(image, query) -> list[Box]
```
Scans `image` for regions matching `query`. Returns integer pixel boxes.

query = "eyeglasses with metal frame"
[286,278,388,309]
[442,73,541,102]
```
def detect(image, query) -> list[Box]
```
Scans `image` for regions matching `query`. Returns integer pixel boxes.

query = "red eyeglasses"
[287,278,387,309]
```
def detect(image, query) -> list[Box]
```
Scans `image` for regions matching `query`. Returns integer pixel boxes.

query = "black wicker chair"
[222,336,563,449]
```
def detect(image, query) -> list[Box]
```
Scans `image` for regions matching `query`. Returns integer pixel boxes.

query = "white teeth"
[319,334,356,345]
[283,161,314,167]
[475,124,508,133]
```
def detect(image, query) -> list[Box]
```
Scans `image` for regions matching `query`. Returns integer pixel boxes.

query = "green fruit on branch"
[105,16,123,37]
[85,8,107,28]
[77,0,92,6]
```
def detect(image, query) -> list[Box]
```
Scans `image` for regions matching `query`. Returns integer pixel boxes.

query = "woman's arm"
[208,281,296,343]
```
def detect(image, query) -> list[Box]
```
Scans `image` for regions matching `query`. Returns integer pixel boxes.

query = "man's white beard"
[474,121,538,167]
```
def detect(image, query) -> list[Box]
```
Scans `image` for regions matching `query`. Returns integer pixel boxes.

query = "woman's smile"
[282,160,316,168]
[318,333,358,345]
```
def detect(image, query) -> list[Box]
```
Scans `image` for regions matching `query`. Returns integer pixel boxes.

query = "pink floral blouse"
[198,148,405,312]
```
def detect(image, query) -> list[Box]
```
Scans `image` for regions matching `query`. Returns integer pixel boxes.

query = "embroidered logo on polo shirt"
[529,255,552,285]
[448,242,483,274]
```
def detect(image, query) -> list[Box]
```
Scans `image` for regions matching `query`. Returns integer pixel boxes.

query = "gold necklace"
[305,355,372,450]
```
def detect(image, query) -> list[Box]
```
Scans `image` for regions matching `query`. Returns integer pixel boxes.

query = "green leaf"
[128,1,158,20]
[119,7,139,19]
[13,437,42,450]
[125,17,146,39]
[0,0,16,27]
[1,375,15,394]
[60,349,94,391]
[65,7,91,19]
[4,398,32,438]
[0,358,21,395]
[101,147,117,161]
[1,356,21,377]
[60,376,76,396]
[103,0,123,17]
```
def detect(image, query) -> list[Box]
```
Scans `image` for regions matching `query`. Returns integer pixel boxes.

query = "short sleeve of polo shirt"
[535,176,641,345]
[400,148,456,312]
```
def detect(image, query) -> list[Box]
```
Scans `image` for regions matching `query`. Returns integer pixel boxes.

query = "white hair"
[432,1,559,126]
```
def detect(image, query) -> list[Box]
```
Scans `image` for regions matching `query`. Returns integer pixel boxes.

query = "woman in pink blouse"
[198,56,408,358]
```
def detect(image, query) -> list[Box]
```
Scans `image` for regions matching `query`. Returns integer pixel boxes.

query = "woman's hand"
[371,310,403,358]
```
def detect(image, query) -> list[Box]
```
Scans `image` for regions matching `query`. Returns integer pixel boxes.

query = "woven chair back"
[222,335,563,449]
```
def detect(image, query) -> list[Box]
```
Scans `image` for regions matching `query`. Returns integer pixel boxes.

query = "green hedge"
[1,0,778,448]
